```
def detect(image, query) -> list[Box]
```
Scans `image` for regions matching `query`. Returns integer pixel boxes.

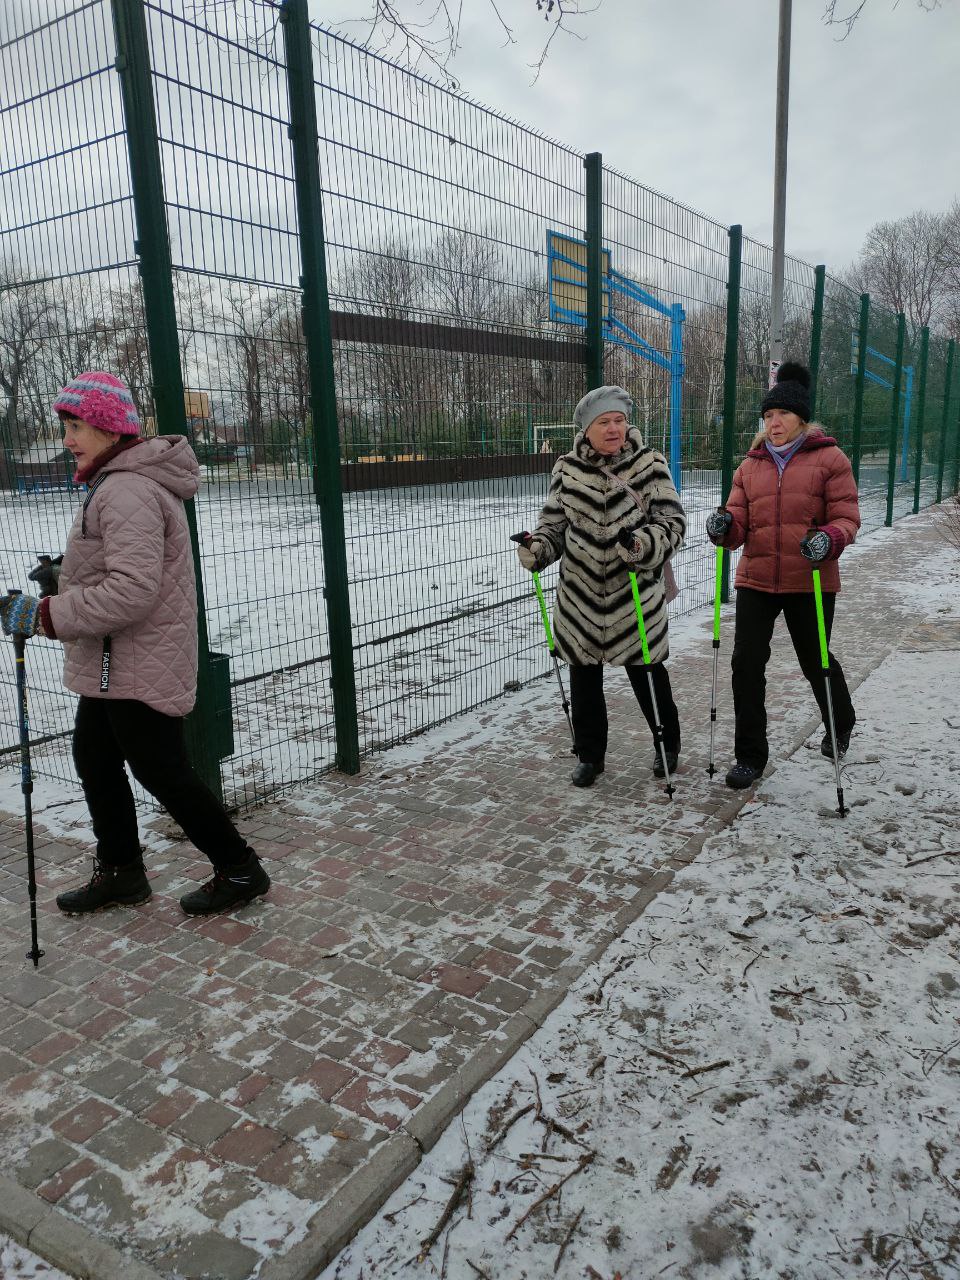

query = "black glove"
[799,529,832,562]
[616,526,644,550]
[27,554,63,598]
[706,509,733,542]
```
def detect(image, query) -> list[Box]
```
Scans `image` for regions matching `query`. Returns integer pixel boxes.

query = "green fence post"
[936,340,955,503]
[911,326,929,514]
[851,293,870,486]
[953,383,960,497]
[110,0,224,800]
[720,224,741,604]
[280,0,360,774]
[884,312,906,527]
[808,264,825,420]
[584,151,604,392]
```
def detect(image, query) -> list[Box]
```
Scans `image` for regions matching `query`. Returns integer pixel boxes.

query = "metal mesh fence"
[2,0,956,810]
[308,23,589,765]
[0,0,145,787]
[600,170,729,615]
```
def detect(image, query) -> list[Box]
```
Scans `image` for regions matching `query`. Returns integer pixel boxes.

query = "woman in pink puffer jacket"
[706,362,861,790]
[5,373,270,919]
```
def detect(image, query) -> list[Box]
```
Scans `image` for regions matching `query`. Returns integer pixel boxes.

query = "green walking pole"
[628,571,674,799]
[511,534,575,751]
[811,566,847,818]
[708,546,723,778]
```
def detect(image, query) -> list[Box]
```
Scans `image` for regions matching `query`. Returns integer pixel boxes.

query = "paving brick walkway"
[0,508,952,1280]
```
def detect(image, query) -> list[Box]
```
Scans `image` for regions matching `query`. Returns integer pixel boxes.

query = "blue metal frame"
[850,336,914,481]
[547,231,686,488]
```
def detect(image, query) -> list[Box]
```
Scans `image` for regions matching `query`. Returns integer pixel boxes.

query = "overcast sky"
[322,0,959,273]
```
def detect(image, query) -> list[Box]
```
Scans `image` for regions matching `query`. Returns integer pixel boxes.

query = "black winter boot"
[571,761,604,788]
[725,761,763,790]
[179,852,270,916]
[652,749,679,778]
[56,859,151,914]
[820,729,851,760]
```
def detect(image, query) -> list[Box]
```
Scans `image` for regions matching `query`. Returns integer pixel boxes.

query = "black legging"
[569,663,680,765]
[72,697,250,870]
[731,587,855,769]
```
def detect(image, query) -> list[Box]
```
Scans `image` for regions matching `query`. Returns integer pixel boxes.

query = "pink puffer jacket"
[724,428,861,594]
[44,437,201,716]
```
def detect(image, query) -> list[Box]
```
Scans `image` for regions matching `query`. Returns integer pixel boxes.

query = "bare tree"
[823,0,943,38]
[324,0,601,84]
[852,209,956,335]
[0,264,56,450]
[194,0,600,83]
[219,285,284,465]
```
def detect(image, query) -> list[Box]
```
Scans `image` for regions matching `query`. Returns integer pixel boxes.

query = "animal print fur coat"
[525,427,686,665]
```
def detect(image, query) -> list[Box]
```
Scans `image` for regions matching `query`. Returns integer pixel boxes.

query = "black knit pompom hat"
[760,361,811,421]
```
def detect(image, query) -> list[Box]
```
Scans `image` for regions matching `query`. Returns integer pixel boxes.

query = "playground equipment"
[547,230,685,490]
[851,333,914,481]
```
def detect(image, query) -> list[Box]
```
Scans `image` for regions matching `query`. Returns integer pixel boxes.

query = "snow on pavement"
[324,629,960,1275]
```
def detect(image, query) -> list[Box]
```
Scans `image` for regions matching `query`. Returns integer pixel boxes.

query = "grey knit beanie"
[573,385,634,432]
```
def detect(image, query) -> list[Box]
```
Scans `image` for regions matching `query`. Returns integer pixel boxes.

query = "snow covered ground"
[322,578,960,1275]
[1,461,932,810]
[0,1233,71,1278]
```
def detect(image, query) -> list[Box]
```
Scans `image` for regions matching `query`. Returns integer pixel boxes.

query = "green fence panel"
[2,0,954,810]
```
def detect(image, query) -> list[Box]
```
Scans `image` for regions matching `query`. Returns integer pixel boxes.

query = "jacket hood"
[747,424,838,459]
[573,424,647,466]
[96,435,200,500]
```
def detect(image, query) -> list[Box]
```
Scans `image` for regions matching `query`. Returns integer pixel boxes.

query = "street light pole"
[769,0,792,387]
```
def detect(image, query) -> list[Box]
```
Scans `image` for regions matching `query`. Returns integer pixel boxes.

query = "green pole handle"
[712,546,723,643]
[811,568,829,670]
[531,570,556,653]
[628,572,652,665]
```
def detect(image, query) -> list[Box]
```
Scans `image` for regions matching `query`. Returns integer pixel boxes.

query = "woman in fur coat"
[706,362,861,789]
[517,386,686,787]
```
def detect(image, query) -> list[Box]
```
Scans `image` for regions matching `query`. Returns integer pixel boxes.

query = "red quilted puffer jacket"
[723,428,861,593]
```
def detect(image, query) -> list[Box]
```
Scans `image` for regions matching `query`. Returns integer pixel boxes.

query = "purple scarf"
[764,435,805,476]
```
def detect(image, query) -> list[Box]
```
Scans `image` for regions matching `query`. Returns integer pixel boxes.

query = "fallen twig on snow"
[643,1045,686,1068]
[485,1103,533,1152]
[586,954,632,1003]
[770,986,816,998]
[681,1058,731,1080]
[742,908,768,928]
[921,1036,960,1078]
[465,1260,491,1280]
[383,1190,425,1224]
[741,947,765,979]
[906,849,960,868]
[535,1111,588,1148]
[506,1151,595,1240]
[419,1161,475,1259]
[927,1140,960,1200]
[554,1207,584,1274]
[587,1054,606,1078]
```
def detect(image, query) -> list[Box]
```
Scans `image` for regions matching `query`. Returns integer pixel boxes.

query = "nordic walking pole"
[628,571,674,799]
[6,591,44,967]
[510,534,575,751]
[707,545,723,778]
[811,569,847,818]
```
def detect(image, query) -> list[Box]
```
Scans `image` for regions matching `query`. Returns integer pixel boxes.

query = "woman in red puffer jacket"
[706,362,861,789]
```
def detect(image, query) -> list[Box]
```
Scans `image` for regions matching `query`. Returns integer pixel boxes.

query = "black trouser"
[72,697,250,871]
[731,588,856,770]
[569,663,680,764]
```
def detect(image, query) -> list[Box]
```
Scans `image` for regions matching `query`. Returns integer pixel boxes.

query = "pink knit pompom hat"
[53,371,141,436]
